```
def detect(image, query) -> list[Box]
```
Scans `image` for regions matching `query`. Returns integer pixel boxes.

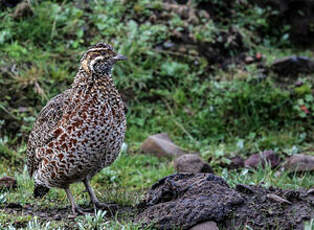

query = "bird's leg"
[65,187,86,216]
[83,179,118,213]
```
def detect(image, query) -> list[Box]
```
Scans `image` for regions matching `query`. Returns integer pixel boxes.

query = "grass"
[0,0,313,229]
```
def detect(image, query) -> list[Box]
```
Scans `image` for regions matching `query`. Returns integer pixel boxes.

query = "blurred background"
[0,0,313,228]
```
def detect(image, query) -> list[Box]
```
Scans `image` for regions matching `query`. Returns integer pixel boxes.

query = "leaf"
[305,94,313,102]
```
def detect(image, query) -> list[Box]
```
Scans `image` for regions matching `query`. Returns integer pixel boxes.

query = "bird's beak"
[113,53,127,61]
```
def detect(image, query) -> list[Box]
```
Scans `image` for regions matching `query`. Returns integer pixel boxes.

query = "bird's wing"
[26,89,71,177]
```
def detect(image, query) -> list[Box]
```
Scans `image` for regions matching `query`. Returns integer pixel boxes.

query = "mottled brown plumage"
[26,43,127,215]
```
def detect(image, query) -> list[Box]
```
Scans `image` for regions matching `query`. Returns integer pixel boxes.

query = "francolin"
[26,43,127,215]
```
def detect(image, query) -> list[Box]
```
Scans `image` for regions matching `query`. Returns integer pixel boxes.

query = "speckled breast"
[36,88,126,187]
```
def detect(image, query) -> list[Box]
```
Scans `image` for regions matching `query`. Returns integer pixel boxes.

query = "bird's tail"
[34,184,50,198]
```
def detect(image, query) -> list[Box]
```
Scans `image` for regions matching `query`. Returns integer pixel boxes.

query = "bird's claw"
[94,202,119,213]
[69,206,88,218]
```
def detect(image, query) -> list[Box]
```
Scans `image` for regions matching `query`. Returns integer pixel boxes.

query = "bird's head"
[80,42,127,75]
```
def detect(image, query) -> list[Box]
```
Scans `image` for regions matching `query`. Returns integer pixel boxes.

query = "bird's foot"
[94,202,119,214]
[68,206,88,218]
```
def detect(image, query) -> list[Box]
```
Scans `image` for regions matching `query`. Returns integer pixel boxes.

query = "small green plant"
[0,193,6,204]
[25,217,51,230]
[294,94,314,118]
[193,20,217,43]
[77,210,108,230]
[304,219,313,230]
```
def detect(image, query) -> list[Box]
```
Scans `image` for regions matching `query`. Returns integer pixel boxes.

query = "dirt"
[136,173,243,229]
[225,184,314,229]
[0,202,134,228]
[1,173,313,229]
[136,173,314,230]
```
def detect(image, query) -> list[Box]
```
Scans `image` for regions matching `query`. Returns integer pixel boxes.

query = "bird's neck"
[72,68,116,95]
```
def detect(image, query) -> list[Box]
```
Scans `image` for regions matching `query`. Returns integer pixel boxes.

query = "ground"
[0,0,313,229]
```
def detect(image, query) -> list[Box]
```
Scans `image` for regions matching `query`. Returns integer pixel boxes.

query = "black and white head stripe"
[79,43,116,73]
[89,56,106,69]
[88,42,113,50]
[80,42,114,62]
[80,49,113,63]
[79,42,126,75]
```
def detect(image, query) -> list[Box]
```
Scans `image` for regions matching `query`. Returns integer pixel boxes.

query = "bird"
[26,42,127,215]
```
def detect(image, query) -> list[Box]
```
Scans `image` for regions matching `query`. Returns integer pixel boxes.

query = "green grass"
[0,0,313,229]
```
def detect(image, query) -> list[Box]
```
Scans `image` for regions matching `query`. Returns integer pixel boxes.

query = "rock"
[244,56,254,64]
[245,150,281,169]
[271,56,314,76]
[229,156,245,169]
[140,133,187,158]
[137,173,313,230]
[189,221,219,230]
[174,154,213,173]
[0,176,17,191]
[283,154,314,173]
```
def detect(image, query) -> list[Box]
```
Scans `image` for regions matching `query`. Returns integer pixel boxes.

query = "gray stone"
[245,150,281,169]
[174,154,213,173]
[189,221,219,230]
[271,56,314,76]
[229,156,245,169]
[244,56,254,64]
[140,133,187,158]
[283,154,314,172]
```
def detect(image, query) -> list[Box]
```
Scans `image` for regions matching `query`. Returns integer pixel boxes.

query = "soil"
[0,202,134,228]
[1,173,313,229]
[136,173,314,230]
